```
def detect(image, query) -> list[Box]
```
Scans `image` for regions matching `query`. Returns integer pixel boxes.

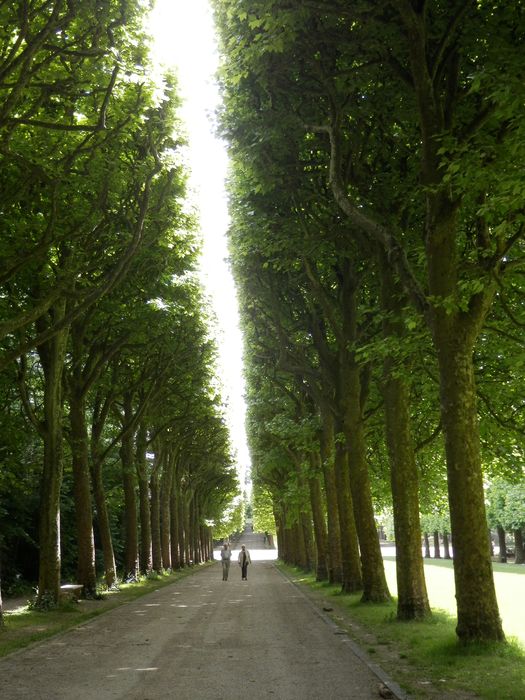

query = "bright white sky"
[147,1,250,485]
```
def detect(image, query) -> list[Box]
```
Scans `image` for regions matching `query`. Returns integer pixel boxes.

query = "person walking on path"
[238,544,251,580]
[220,543,232,580]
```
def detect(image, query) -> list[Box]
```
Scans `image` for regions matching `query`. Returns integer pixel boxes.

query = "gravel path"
[0,533,400,699]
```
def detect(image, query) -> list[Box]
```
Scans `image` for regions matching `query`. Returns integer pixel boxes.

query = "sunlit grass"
[381,555,525,645]
[279,562,525,700]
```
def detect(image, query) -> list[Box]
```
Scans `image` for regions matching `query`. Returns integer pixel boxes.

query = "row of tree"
[0,1,239,620]
[212,0,525,643]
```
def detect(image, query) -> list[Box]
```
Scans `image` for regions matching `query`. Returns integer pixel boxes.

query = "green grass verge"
[0,564,212,659]
[278,562,525,700]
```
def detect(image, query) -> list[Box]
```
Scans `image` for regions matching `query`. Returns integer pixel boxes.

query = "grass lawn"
[280,558,525,700]
[382,555,525,646]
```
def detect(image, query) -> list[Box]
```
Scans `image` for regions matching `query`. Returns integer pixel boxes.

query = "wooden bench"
[59,584,84,602]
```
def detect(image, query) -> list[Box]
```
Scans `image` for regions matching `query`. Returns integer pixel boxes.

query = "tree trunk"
[90,459,117,587]
[150,450,162,573]
[308,464,328,581]
[160,450,174,570]
[497,526,507,563]
[69,388,97,597]
[333,414,362,593]
[380,248,430,618]
[424,533,431,558]
[382,372,430,617]
[435,335,503,640]
[514,529,524,565]
[170,487,181,569]
[443,532,452,560]
[120,394,138,580]
[274,507,284,560]
[89,397,117,588]
[135,423,151,575]
[342,363,390,602]
[294,509,309,570]
[190,498,200,564]
[0,565,3,628]
[181,493,190,566]
[433,531,441,559]
[36,319,69,607]
[319,405,342,584]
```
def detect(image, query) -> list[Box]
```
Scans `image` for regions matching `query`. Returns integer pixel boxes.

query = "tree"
[212,0,525,642]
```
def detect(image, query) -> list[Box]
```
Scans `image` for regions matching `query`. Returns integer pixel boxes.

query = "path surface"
[0,532,392,699]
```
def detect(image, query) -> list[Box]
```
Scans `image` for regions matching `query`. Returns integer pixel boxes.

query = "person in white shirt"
[238,544,251,580]
[220,543,232,580]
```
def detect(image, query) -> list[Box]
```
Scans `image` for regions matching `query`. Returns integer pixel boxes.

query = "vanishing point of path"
[0,531,400,700]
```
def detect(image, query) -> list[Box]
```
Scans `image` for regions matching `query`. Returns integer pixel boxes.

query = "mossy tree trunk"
[69,387,97,597]
[332,412,362,594]
[433,532,441,559]
[398,1,504,643]
[443,533,452,560]
[35,308,69,607]
[319,404,342,584]
[90,392,117,587]
[497,526,507,563]
[120,393,138,580]
[135,422,151,575]
[170,486,181,569]
[379,249,430,619]
[339,261,390,602]
[436,335,503,640]
[160,448,174,570]
[307,461,329,581]
[514,530,524,565]
[150,448,162,572]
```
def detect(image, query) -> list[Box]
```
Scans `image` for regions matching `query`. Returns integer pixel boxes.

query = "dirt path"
[0,534,401,699]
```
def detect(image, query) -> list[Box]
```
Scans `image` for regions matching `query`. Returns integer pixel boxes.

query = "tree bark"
[36,314,69,607]
[397,1,503,643]
[170,487,181,569]
[343,393,390,602]
[135,422,151,575]
[90,458,117,587]
[274,507,285,561]
[443,532,452,560]
[294,507,309,570]
[69,388,97,597]
[160,449,174,570]
[333,414,362,593]
[120,394,138,580]
[436,336,503,640]
[424,533,431,559]
[0,564,3,628]
[497,526,507,563]
[318,405,342,584]
[433,531,441,559]
[150,449,162,573]
[514,529,524,565]
[379,248,430,618]
[180,492,190,566]
[308,463,328,581]
[89,394,117,588]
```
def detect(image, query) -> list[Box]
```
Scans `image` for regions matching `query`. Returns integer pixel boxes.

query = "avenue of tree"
[0,1,240,623]
[212,0,525,644]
